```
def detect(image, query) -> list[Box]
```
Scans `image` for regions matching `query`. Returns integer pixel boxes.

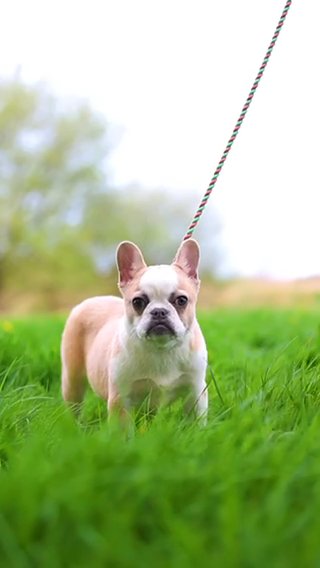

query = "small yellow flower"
[2,320,14,333]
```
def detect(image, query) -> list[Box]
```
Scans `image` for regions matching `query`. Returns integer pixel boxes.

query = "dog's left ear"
[173,239,200,281]
[117,241,147,287]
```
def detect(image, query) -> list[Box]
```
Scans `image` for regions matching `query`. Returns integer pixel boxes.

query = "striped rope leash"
[183,0,292,241]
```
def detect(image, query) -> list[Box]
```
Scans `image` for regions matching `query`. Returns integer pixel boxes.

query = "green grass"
[1,309,320,567]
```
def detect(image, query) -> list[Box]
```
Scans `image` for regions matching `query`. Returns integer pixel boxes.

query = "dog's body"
[61,240,208,421]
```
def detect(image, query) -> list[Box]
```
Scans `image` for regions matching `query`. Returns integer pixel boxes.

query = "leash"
[183,0,292,241]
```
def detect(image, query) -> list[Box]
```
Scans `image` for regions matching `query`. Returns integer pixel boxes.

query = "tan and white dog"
[61,239,208,422]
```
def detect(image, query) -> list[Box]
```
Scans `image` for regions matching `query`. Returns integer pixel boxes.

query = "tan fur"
[61,240,208,422]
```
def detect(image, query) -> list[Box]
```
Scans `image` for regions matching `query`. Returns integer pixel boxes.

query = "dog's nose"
[150,307,169,320]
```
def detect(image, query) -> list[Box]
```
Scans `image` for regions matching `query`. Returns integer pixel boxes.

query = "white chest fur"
[111,324,206,403]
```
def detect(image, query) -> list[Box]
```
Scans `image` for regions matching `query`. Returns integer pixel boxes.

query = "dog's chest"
[113,341,193,395]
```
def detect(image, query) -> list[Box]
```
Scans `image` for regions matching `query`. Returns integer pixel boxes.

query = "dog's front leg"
[107,380,134,434]
[107,389,128,421]
[194,383,208,425]
[184,378,208,425]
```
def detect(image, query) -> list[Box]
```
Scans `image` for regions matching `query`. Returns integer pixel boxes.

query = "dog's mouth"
[146,321,175,337]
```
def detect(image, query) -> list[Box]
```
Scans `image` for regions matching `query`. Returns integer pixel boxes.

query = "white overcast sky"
[1,0,319,279]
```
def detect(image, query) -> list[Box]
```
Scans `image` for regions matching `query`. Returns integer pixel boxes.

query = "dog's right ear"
[116,241,147,287]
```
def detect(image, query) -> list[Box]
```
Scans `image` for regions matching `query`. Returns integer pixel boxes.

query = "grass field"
[1,309,320,567]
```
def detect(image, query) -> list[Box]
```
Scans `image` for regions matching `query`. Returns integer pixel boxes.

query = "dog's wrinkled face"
[117,240,200,344]
[126,264,196,341]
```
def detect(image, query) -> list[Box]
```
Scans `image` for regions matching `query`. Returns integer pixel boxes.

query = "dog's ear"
[173,239,200,281]
[117,241,147,287]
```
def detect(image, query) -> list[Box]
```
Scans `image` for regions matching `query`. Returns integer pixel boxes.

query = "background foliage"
[0,76,218,312]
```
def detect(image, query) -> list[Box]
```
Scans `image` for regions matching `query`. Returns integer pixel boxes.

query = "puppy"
[61,239,208,422]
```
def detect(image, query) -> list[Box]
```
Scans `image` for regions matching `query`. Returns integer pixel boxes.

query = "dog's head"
[117,240,200,344]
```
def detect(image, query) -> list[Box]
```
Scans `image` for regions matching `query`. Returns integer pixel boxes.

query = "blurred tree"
[0,76,220,310]
[0,76,109,300]
[79,186,195,268]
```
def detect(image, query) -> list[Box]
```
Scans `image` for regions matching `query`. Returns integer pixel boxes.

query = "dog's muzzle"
[146,307,175,337]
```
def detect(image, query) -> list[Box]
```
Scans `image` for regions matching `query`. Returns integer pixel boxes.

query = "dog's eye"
[132,296,148,312]
[174,295,188,308]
